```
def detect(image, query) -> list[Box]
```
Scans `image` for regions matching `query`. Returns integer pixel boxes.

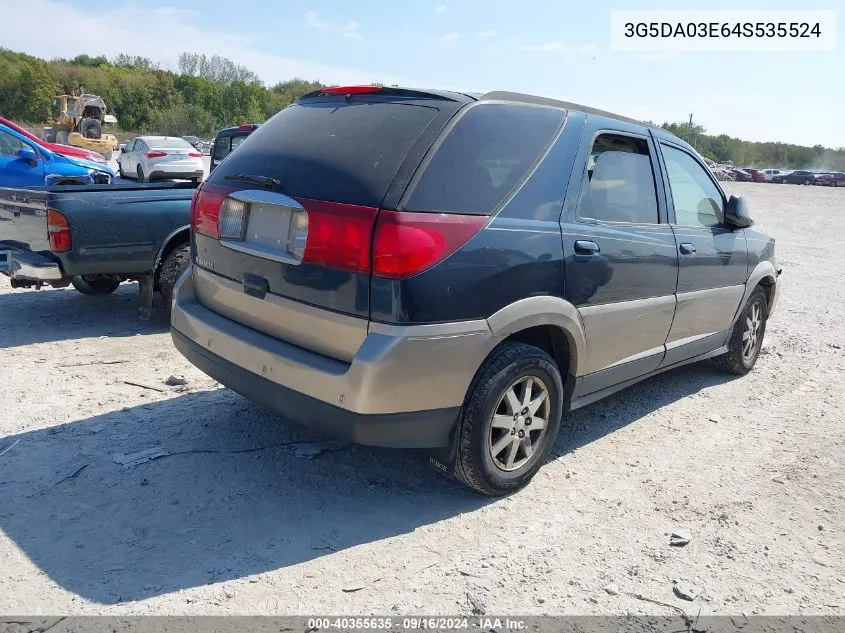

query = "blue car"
[0,123,115,187]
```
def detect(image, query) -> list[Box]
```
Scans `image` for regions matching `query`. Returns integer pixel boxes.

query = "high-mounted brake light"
[47,209,72,253]
[238,124,257,131]
[372,211,487,279]
[321,85,383,95]
[146,151,167,159]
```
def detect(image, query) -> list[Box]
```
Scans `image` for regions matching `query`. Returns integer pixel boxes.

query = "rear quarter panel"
[47,184,193,276]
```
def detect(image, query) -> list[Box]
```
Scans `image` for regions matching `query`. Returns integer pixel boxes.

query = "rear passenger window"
[404,104,565,214]
[661,144,723,227]
[213,137,229,161]
[578,133,658,224]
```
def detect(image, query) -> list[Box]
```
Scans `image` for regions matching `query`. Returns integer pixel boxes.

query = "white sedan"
[118,136,204,183]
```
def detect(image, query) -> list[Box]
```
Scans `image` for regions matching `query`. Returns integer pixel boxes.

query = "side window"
[405,103,565,214]
[126,140,136,152]
[230,134,247,151]
[0,130,26,157]
[661,144,723,227]
[578,133,659,224]
[213,136,229,161]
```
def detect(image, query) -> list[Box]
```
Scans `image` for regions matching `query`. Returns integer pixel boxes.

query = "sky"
[1,0,842,148]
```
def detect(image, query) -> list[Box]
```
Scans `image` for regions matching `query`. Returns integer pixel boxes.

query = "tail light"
[146,151,167,158]
[47,209,72,253]
[300,200,378,274]
[191,183,236,238]
[321,85,383,95]
[188,152,202,158]
[372,211,487,279]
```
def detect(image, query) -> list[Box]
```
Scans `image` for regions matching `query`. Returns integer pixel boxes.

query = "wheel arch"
[486,296,587,378]
[734,261,778,324]
[154,226,190,286]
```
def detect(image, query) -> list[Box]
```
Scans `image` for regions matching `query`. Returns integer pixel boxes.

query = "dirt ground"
[0,182,842,617]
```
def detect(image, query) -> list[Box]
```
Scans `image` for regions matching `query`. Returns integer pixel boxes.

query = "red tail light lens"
[146,151,167,158]
[47,209,72,253]
[372,211,487,279]
[321,85,383,95]
[300,199,378,274]
[188,152,202,158]
[191,183,236,238]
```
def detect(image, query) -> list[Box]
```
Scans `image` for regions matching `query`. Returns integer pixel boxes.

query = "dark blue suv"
[171,86,780,496]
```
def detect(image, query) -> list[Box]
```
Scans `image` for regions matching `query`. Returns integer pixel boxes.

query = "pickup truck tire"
[158,244,190,311]
[137,166,147,183]
[71,274,121,295]
[714,286,768,376]
[455,342,563,497]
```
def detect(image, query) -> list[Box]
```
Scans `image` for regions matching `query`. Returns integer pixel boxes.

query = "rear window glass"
[150,138,192,150]
[404,103,565,214]
[208,101,439,208]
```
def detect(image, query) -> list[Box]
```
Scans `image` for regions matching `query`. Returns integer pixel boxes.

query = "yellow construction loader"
[43,94,119,160]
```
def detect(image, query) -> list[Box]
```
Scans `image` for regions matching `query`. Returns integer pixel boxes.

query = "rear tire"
[137,166,147,183]
[713,286,768,376]
[71,274,121,295]
[455,342,563,497]
[157,244,190,312]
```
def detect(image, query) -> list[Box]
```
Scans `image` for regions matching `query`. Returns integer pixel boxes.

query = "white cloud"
[304,10,332,30]
[477,30,498,37]
[305,11,363,40]
[0,0,394,85]
[640,51,679,61]
[506,37,520,44]
[521,41,597,54]
[434,5,447,13]
[438,32,460,42]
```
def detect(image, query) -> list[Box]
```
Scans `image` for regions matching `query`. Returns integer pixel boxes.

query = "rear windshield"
[404,103,565,215]
[208,100,439,208]
[150,138,193,150]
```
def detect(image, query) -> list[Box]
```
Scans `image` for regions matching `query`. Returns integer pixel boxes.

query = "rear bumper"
[0,249,63,281]
[171,268,497,448]
[149,168,204,181]
[172,329,458,447]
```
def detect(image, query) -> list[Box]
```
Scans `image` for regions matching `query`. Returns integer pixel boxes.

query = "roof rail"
[479,91,652,128]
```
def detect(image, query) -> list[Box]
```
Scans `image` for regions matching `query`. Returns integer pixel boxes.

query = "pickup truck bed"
[0,181,195,318]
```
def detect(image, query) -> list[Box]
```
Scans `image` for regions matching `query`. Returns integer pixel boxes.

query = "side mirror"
[724,194,754,229]
[17,146,39,164]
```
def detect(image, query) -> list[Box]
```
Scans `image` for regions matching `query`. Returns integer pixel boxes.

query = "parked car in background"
[0,123,114,187]
[172,85,780,496]
[0,181,195,318]
[182,135,203,150]
[118,136,204,183]
[0,116,107,165]
[210,124,259,172]
[774,170,815,185]
[761,169,785,182]
[742,168,766,183]
[814,172,845,187]
[731,168,754,182]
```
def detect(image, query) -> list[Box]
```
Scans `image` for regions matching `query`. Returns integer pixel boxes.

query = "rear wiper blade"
[223,173,282,190]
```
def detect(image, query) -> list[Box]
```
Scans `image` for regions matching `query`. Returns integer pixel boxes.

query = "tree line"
[1,47,843,170]
[0,48,323,138]
[661,121,845,172]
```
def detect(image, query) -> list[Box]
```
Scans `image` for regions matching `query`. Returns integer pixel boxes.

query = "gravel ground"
[0,182,842,617]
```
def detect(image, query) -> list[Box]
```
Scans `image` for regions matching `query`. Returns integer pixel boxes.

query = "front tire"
[455,342,563,496]
[71,274,121,295]
[714,286,768,376]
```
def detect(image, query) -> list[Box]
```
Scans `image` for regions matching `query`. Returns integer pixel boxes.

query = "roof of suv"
[298,86,656,131]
